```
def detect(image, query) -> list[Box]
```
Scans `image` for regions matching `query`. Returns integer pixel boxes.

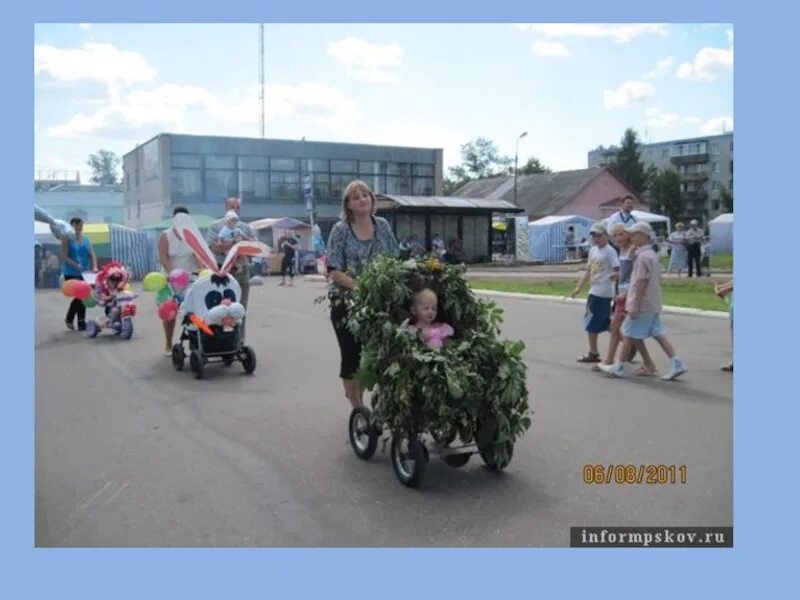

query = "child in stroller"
[86,261,138,339]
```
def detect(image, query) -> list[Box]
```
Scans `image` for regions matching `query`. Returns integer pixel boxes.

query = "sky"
[34,23,733,183]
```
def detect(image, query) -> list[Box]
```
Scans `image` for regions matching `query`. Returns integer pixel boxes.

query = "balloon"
[72,281,92,301]
[157,299,179,321]
[143,272,167,292]
[82,295,97,308]
[198,269,213,279]
[61,279,77,298]
[168,268,191,291]
[155,286,173,306]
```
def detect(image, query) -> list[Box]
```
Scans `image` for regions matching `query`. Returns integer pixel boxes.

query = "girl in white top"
[158,207,200,355]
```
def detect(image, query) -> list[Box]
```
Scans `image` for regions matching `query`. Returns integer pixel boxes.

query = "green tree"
[611,128,650,194]
[444,137,513,195]
[650,168,685,225]
[719,186,734,212]
[87,149,121,185]
[516,157,551,175]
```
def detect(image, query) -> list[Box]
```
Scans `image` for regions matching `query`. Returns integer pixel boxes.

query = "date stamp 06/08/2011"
[583,464,688,485]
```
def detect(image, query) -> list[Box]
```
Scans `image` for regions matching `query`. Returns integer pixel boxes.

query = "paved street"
[35,279,732,547]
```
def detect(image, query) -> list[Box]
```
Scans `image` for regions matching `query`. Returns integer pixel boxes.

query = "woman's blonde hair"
[675,221,685,229]
[341,180,377,222]
[610,223,629,236]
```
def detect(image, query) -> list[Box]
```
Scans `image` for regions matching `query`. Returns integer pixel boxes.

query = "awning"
[376,194,524,213]
[139,214,219,230]
[249,217,312,231]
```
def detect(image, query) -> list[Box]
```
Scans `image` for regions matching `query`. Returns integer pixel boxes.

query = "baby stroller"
[167,213,260,380]
[85,262,138,340]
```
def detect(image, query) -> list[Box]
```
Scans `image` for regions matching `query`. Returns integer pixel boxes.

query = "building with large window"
[122,133,443,232]
[588,132,733,223]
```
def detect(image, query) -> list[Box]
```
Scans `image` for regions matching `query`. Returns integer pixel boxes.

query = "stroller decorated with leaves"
[342,255,532,488]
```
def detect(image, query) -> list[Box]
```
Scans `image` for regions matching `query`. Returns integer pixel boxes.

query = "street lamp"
[514,131,528,206]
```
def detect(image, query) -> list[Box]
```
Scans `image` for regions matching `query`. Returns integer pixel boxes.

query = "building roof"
[376,194,523,213]
[454,167,636,216]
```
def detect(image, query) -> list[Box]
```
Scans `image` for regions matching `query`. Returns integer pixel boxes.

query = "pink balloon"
[168,268,190,291]
[157,299,179,321]
[72,281,92,301]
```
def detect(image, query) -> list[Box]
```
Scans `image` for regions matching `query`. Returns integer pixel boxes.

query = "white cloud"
[328,37,403,83]
[643,56,674,80]
[677,46,733,81]
[531,40,570,58]
[79,23,91,31]
[34,43,157,89]
[682,116,702,125]
[727,29,733,45]
[47,82,359,138]
[515,23,668,43]
[700,117,733,134]
[603,80,655,109]
[645,107,679,129]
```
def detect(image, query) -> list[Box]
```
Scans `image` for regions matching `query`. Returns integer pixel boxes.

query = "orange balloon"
[61,279,77,298]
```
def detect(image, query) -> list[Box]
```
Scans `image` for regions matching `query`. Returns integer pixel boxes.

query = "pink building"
[455,167,648,221]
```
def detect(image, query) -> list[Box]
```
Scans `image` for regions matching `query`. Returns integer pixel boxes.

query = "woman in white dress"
[667,222,688,277]
[158,207,200,355]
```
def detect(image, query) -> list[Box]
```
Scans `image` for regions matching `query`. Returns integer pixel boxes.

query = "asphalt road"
[35,279,732,547]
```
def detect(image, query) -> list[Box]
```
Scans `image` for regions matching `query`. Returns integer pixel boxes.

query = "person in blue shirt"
[60,217,97,331]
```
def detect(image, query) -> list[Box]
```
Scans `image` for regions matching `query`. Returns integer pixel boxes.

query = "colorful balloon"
[61,279,77,298]
[155,286,173,306]
[143,272,167,292]
[168,268,190,291]
[82,295,97,308]
[198,268,213,279]
[72,280,92,301]
[157,298,179,321]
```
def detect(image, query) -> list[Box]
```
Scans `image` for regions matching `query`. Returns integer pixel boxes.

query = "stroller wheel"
[120,318,134,340]
[172,344,185,371]
[85,320,99,338]
[190,350,205,379]
[241,346,256,374]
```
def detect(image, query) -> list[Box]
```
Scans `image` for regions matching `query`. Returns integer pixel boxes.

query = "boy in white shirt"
[571,221,620,363]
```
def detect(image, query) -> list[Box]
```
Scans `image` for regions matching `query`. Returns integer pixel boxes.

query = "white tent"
[709,213,733,254]
[631,210,671,233]
[528,214,593,263]
[35,221,59,245]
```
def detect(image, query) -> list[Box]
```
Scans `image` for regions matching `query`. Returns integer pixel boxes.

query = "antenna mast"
[259,24,265,138]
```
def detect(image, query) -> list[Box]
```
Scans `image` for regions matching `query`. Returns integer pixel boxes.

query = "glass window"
[239,171,268,203]
[303,158,328,172]
[331,174,353,200]
[386,162,410,175]
[385,175,411,195]
[410,215,426,242]
[270,158,298,171]
[412,177,434,195]
[171,168,203,201]
[205,154,236,169]
[313,181,331,202]
[172,153,203,168]
[359,173,384,195]
[239,156,269,170]
[712,181,719,191]
[413,164,435,177]
[359,161,381,174]
[331,160,356,173]
[204,169,238,202]
[711,143,719,155]
[662,148,668,158]
[135,169,140,186]
[395,214,412,242]
[270,171,300,201]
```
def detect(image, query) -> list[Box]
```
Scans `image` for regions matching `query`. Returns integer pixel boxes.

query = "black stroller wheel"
[190,350,205,380]
[391,434,427,488]
[172,344,185,371]
[349,406,378,460]
[241,346,256,374]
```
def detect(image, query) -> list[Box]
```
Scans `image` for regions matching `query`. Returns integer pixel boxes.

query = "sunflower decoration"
[424,257,443,272]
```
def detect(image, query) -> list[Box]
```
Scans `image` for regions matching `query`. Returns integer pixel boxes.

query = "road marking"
[77,480,114,512]
[105,482,129,505]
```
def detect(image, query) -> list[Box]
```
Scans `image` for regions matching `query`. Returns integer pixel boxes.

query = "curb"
[472,289,729,319]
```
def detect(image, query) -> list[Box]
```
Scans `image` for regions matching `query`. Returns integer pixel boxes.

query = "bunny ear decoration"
[219,240,272,276]
[173,212,220,274]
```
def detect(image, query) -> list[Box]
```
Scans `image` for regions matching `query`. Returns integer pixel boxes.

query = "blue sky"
[34,23,733,182]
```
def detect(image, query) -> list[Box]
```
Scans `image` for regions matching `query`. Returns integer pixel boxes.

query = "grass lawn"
[469,278,729,312]
[660,253,733,271]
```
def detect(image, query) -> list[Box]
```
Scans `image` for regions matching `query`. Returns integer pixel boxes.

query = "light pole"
[514,131,528,206]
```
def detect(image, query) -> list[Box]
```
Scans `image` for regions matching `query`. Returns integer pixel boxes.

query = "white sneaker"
[599,362,624,378]
[661,359,688,381]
